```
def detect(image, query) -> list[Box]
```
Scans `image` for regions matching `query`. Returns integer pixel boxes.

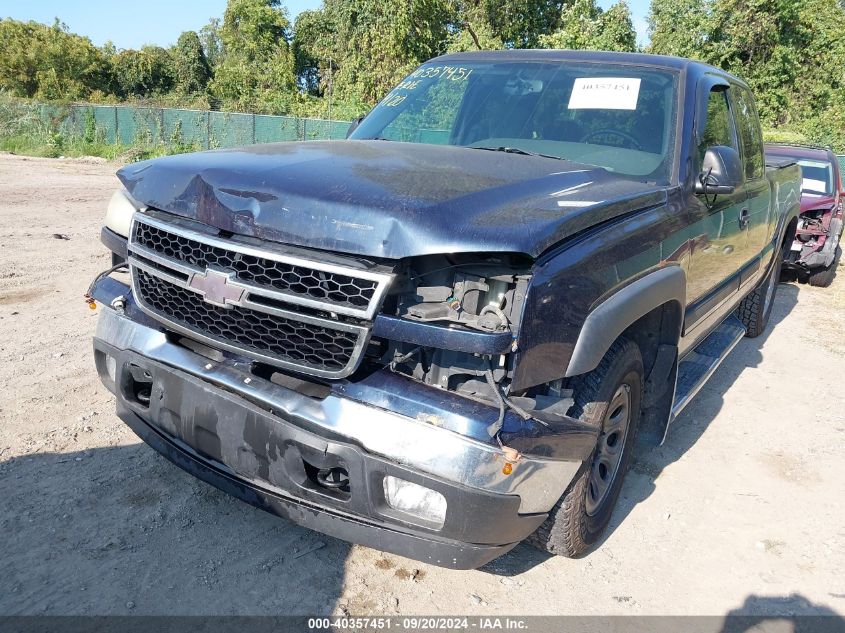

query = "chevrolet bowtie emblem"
[187,269,246,308]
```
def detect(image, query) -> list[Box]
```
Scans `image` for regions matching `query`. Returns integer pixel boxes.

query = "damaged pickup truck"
[89,51,801,569]
[764,144,843,287]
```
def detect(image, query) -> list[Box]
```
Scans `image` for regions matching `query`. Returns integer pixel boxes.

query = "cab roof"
[765,143,835,162]
[431,49,745,86]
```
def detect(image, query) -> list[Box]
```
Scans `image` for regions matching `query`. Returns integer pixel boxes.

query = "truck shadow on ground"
[484,281,802,575]
[718,594,845,633]
[0,442,353,614]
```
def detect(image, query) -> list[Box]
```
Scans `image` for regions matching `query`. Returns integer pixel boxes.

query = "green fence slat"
[122,107,164,145]
[92,106,116,143]
[60,106,84,139]
[33,103,352,149]
[114,107,134,145]
[255,114,300,143]
[162,108,207,148]
[210,111,255,148]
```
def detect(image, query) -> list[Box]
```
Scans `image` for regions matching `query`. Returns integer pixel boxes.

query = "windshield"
[797,159,834,195]
[350,60,679,182]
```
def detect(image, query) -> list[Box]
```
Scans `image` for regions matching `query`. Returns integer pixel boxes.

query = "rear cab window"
[797,159,835,196]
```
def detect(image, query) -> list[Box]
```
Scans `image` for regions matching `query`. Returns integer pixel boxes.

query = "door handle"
[739,207,750,230]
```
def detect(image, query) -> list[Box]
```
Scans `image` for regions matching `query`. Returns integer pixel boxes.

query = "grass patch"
[0,133,199,162]
[0,133,132,159]
[0,93,200,162]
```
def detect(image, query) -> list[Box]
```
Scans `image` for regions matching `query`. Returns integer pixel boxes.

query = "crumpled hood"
[117,140,666,259]
[800,193,838,214]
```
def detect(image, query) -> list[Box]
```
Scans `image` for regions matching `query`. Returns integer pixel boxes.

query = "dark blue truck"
[90,51,800,569]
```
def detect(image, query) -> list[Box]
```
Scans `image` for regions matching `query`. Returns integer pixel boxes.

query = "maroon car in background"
[765,144,843,287]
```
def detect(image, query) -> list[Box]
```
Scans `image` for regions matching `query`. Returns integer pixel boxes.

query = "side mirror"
[346,115,367,139]
[695,145,743,195]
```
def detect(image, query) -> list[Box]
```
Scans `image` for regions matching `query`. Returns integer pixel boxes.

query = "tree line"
[1,0,844,149]
[0,0,638,119]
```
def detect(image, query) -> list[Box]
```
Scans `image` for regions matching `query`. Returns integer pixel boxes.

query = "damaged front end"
[88,200,596,568]
[785,200,843,271]
[374,252,595,453]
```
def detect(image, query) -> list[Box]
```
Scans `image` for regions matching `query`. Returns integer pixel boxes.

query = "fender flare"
[564,265,686,377]
[769,172,801,257]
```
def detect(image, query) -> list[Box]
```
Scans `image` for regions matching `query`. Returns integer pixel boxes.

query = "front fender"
[564,265,686,377]
[509,194,692,392]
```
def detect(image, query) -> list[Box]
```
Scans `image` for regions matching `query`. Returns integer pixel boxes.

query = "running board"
[671,314,746,419]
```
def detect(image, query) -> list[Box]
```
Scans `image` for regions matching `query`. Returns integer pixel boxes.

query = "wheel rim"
[585,384,632,516]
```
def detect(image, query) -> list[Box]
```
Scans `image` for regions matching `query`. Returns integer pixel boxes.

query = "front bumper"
[786,216,842,270]
[102,345,543,568]
[91,280,587,569]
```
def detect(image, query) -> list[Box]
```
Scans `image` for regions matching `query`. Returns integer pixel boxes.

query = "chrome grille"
[135,221,380,313]
[128,212,393,379]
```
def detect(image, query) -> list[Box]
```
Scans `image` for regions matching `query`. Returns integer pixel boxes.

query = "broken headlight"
[382,253,532,398]
[394,253,532,334]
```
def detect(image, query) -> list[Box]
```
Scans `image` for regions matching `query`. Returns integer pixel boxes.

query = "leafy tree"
[4,0,845,152]
[171,31,212,94]
[298,0,452,106]
[478,0,566,47]
[112,46,176,97]
[210,0,297,112]
[445,1,504,51]
[0,19,111,99]
[648,0,845,149]
[539,0,636,51]
[442,0,566,50]
[594,2,638,51]
[199,18,224,69]
[292,9,334,95]
[647,0,712,60]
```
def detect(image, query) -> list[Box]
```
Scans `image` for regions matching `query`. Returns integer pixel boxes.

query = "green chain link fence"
[38,103,352,149]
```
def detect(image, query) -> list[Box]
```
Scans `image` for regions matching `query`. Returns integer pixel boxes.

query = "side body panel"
[682,179,752,336]
[744,177,775,268]
[511,66,798,393]
[511,190,693,391]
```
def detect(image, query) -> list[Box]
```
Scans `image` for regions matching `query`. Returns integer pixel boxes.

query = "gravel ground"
[0,153,843,619]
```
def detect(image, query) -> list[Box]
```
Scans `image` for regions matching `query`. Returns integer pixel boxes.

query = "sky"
[0,0,651,50]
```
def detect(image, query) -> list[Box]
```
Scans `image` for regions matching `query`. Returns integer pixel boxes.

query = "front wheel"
[527,338,643,558]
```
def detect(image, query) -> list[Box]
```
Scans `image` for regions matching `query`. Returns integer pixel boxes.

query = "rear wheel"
[527,338,642,558]
[737,239,787,338]
[807,246,840,288]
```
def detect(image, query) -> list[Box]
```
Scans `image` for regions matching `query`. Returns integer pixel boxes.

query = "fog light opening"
[122,363,153,409]
[105,355,117,384]
[382,476,447,528]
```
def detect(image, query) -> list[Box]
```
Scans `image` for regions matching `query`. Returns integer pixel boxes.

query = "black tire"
[527,338,642,558]
[807,246,840,288]
[737,241,787,338]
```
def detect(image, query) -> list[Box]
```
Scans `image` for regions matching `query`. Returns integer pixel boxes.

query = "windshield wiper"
[470,146,563,160]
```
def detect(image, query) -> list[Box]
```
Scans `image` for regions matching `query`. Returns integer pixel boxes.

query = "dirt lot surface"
[1,153,844,619]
